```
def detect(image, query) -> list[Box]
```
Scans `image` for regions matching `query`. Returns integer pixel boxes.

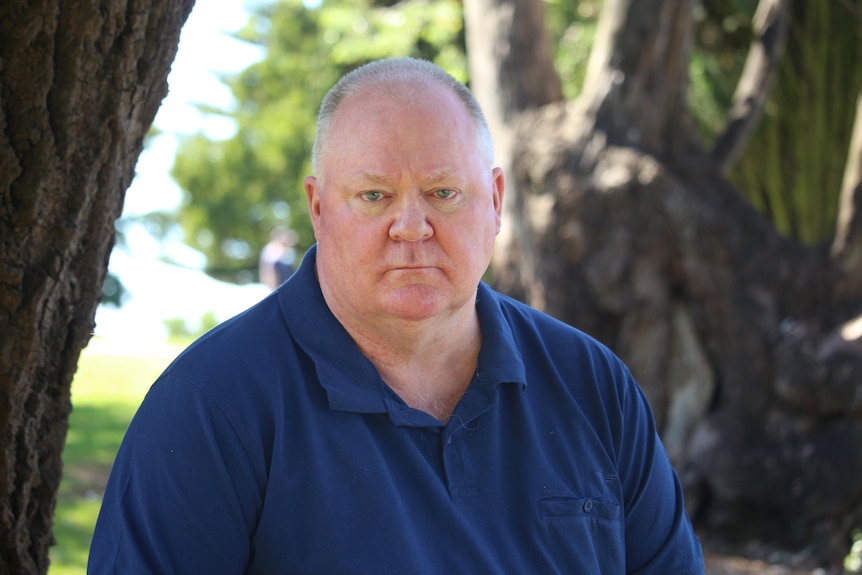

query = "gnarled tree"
[0,1,194,572]
[467,0,862,564]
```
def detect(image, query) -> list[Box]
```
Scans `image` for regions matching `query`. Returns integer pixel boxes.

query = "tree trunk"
[832,89,862,285]
[0,1,194,572]
[467,0,862,565]
[465,0,563,307]
[711,0,792,173]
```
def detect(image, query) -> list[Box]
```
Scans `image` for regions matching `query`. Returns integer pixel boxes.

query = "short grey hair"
[310,57,494,179]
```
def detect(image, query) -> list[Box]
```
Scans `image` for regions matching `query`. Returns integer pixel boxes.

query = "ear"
[491,167,504,234]
[305,176,321,237]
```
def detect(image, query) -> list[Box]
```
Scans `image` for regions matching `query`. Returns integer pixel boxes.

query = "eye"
[433,189,457,200]
[360,190,384,202]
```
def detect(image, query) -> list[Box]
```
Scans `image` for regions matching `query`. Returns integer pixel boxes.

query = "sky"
[93,1,270,343]
[123,0,264,220]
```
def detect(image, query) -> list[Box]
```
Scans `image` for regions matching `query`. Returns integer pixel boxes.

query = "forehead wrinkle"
[353,171,391,186]
[348,167,464,189]
[421,168,462,185]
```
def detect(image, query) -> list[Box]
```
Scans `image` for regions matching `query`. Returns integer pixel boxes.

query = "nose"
[389,196,433,242]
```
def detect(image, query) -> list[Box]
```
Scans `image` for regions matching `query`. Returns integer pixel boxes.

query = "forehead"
[333,81,470,136]
[324,83,481,177]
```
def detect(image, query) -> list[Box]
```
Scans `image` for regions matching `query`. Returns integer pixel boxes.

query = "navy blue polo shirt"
[89,246,703,574]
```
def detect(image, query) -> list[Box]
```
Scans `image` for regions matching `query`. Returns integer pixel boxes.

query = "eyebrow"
[351,168,461,187]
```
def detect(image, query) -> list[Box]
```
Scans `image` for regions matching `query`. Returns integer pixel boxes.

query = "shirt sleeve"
[616,369,705,574]
[88,373,266,574]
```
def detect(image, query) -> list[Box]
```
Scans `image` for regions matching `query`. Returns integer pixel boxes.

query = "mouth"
[391,265,432,271]
[387,265,438,274]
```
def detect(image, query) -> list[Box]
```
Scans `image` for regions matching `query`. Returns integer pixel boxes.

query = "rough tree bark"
[466,0,862,565]
[0,1,194,572]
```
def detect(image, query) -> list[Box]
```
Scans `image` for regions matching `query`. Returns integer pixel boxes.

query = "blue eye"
[361,191,384,202]
[434,189,457,200]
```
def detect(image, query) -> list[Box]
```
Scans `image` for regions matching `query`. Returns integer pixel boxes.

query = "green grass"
[49,338,187,575]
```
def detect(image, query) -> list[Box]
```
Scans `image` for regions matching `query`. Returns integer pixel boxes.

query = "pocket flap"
[538,496,620,520]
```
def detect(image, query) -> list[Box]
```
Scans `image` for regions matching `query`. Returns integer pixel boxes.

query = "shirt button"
[583,499,594,512]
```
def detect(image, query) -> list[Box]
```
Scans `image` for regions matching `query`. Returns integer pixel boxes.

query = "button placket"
[441,428,478,498]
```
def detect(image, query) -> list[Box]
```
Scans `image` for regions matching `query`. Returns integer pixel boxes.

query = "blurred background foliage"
[139,0,861,283]
[729,1,862,244]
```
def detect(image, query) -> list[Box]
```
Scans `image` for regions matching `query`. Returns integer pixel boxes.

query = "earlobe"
[492,167,505,232]
[305,176,320,222]
[305,176,323,240]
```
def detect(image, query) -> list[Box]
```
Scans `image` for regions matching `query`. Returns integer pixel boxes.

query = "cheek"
[320,215,378,258]
[318,208,354,243]
[454,212,498,250]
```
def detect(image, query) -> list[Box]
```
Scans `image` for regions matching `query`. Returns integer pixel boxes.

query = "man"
[259,226,298,290]
[89,57,704,573]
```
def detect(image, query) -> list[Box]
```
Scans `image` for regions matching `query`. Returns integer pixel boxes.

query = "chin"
[383,287,450,320]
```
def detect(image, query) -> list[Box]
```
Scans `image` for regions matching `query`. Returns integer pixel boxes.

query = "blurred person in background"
[259,225,298,290]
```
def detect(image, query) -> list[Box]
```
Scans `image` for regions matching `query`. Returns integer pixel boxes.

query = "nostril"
[389,212,433,241]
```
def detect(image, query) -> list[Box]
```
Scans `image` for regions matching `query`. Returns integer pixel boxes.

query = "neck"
[329,298,482,423]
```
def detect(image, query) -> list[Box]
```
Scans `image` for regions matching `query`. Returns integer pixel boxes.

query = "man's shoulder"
[481,284,631,391]
[483,284,608,350]
[163,292,295,386]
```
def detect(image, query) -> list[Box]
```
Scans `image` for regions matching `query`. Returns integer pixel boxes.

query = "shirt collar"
[474,281,529,391]
[279,245,527,416]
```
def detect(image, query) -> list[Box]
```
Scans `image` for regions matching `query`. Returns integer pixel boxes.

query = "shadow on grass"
[51,400,139,574]
[61,401,138,495]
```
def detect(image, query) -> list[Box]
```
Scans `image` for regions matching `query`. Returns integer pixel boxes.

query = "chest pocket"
[538,495,620,521]
[537,495,624,572]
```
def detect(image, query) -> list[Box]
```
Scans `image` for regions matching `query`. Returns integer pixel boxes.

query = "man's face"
[306,82,504,326]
